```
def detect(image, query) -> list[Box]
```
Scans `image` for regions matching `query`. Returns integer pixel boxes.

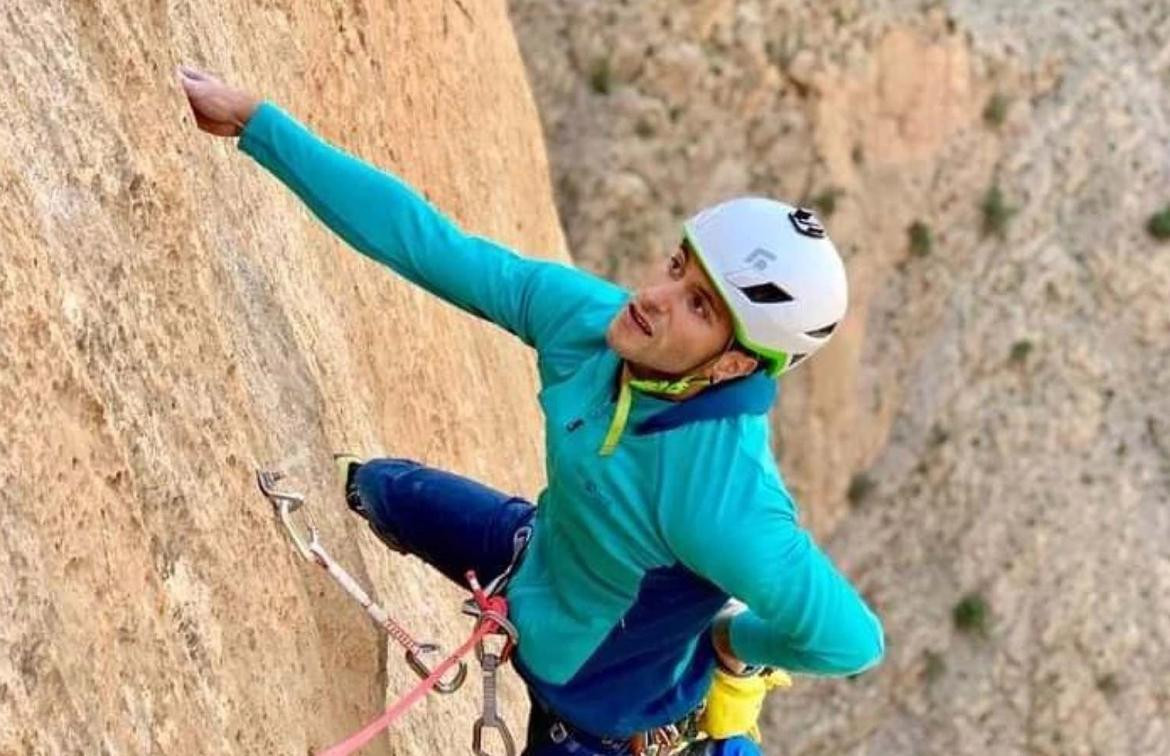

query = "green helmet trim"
[682,227,789,376]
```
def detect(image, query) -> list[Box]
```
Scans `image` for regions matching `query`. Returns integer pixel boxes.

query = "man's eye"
[668,256,683,275]
[691,293,707,317]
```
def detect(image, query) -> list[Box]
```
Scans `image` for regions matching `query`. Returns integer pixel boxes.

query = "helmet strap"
[628,373,712,396]
[627,331,741,398]
[602,335,750,454]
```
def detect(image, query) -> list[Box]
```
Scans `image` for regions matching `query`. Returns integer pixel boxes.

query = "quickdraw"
[463,572,518,756]
[257,469,468,694]
[257,467,517,756]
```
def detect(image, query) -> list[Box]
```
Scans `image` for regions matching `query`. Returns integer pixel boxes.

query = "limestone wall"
[0,1,563,752]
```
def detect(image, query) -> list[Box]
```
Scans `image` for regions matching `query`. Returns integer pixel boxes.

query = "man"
[180,65,883,755]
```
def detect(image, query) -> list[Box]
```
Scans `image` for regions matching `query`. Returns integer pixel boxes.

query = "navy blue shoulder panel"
[633,371,777,435]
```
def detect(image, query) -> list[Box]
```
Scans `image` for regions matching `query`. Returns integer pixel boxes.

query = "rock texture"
[508,0,1170,753]
[1,1,563,753]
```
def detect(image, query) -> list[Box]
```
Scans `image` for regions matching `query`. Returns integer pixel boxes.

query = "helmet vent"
[788,353,808,368]
[738,282,794,303]
[805,322,838,339]
[789,208,826,239]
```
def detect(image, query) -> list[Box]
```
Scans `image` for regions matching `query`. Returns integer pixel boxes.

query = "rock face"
[1,2,563,753]
[509,0,1170,753]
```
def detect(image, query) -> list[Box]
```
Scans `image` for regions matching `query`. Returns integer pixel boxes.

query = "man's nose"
[640,283,674,314]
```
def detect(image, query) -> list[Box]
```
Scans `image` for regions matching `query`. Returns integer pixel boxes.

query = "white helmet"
[683,197,847,375]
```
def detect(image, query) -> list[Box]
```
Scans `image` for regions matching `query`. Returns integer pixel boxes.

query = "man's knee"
[350,458,422,552]
[353,458,421,508]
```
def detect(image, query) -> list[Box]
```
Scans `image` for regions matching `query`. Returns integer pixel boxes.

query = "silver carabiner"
[472,716,516,756]
[256,469,315,561]
[405,642,468,694]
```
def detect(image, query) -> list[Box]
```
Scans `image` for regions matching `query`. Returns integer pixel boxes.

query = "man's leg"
[347,457,534,589]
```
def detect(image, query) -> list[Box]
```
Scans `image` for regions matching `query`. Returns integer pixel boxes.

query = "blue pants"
[352,458,762,756]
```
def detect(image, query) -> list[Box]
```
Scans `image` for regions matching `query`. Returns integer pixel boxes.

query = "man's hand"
[178,65,260,137]
[711,600,750,675]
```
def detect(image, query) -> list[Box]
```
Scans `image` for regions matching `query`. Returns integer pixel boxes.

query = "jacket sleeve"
[237,101,606,352]
[664,475,885,676]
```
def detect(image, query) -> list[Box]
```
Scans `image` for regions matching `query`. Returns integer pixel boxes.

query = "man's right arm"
[237,102,604,351]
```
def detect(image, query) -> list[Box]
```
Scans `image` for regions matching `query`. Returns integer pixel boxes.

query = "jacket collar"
[632,370,777,435]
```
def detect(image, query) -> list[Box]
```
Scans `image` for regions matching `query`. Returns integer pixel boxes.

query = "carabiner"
[256,469,314,561]
[472,716,516,756]
[406,642,468,694]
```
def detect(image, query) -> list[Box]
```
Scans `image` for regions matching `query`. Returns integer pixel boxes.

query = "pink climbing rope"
[318,579,513,756]
[255,470,515,754]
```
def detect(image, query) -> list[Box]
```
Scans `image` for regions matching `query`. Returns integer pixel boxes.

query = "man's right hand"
[711,600,750,675]
[178,65,260,137]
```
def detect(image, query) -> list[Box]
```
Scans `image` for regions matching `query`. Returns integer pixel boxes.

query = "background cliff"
[508,0,1170,753]
[0,1,564,753]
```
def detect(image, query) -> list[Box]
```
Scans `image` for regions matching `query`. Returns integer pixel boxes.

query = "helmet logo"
[744,247,777,271]
[789,208,826,239]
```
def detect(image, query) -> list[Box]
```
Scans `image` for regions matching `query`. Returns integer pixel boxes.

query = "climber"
[180,65,884,755]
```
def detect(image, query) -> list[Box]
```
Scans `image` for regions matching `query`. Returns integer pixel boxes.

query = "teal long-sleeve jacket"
[239,102,884,736]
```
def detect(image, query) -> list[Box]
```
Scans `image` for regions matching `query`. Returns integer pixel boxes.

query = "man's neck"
[620,362,712,402]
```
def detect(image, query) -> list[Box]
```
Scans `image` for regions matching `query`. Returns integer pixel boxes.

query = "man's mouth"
[627,303,653,337]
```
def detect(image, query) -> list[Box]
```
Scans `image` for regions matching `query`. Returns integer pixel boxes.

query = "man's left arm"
[724,523,884,676]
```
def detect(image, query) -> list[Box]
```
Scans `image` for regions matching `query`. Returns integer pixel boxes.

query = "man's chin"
[607,319,674,371]
[605,325,639,363]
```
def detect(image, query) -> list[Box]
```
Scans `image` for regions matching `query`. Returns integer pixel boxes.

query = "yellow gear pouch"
[698,668,793,741]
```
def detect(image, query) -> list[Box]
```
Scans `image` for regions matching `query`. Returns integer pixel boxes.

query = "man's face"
[606,242,737,377]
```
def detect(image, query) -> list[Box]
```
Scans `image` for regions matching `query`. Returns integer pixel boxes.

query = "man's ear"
[711,350,758,383]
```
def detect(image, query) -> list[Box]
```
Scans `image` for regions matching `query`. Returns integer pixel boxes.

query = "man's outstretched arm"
[179,66,603,350]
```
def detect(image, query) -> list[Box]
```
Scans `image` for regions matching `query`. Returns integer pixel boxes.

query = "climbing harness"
[256,468,518,755]
[531,694,708,755]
